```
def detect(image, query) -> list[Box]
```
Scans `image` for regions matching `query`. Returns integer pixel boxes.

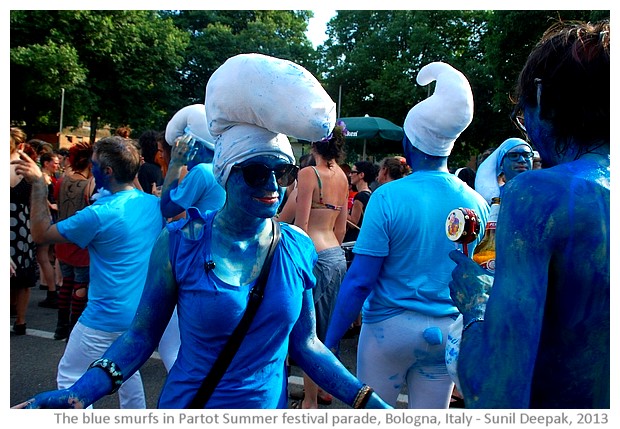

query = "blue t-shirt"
[170,163,226,213]
[354,171,490,322]
[56,189,164,332]
[159,210,317,408]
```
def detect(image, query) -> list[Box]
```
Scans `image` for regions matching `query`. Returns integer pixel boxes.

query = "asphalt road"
[10,286,408,409]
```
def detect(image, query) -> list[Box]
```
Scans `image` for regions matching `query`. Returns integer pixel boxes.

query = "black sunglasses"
[232,163,299,188]
[505,151,534,161]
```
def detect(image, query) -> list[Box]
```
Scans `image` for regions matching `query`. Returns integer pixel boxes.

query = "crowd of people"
[10,19,609,410]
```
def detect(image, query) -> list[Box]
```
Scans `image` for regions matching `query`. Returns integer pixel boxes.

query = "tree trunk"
[89,114,98,144]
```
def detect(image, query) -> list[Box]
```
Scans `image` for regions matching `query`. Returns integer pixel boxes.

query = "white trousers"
[357,310,455,409]
[57,321,146,408]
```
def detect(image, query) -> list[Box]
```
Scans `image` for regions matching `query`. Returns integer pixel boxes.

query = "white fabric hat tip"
[403,62,474,157]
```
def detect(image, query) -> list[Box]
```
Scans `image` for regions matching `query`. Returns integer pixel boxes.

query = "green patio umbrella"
[338,115,404,159]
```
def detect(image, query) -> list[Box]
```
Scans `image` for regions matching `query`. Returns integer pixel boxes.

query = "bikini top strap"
[311,166,324,204]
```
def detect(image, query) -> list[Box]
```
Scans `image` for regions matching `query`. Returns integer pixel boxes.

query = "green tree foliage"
[480,11,607,151]
[11,10,189,138]
[318,10,608,166]
[10,10,317,139]
[318,10,492,165]
[161,10,317,103]
[11,9,608,167]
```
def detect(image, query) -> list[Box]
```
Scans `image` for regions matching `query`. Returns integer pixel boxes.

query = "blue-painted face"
[225,155,291,220]
[187,139,214,170]
[91,154,109,190]
[501,144,533,182]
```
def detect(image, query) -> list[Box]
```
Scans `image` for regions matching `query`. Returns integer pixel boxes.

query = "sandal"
[12,322,26,336]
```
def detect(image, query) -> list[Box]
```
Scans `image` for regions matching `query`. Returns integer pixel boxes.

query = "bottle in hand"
[472,197,500,273]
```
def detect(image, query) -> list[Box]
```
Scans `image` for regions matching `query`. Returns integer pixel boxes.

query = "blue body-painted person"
[449,20,610,408]
[160,104,226,219]
[11,137,164,409]
[474,137,533,205]
[157,104,227,372]
[324,62,489,409]
[446,136,533,392]
[12,53,390,410]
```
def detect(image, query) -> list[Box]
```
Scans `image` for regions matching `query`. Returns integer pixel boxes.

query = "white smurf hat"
[403,62,474,156]
[205,53,335,142]
[165,104,215,151]
[206,53,335,187]
[212,123,294,188]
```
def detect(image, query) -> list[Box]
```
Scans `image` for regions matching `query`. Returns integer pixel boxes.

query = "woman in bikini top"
[294,125,349,251]
[293,122,350,409]
[310,166,344,211]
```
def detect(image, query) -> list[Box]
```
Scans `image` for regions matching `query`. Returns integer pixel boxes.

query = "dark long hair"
[513,20,609,156]
[312,123,346,167]
[138,130,161,164]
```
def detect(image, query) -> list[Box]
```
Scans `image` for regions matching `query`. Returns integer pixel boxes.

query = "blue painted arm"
[448,175,554,408]
[160,136,193,219]
[160,178,186,219]
[448,249,492,322]
[288,289,391,409]
[16,228,177,409]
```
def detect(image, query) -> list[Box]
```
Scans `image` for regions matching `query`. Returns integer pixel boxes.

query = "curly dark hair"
[138,130,161,164]
[311,124,346,167]
[513,20,609,156]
